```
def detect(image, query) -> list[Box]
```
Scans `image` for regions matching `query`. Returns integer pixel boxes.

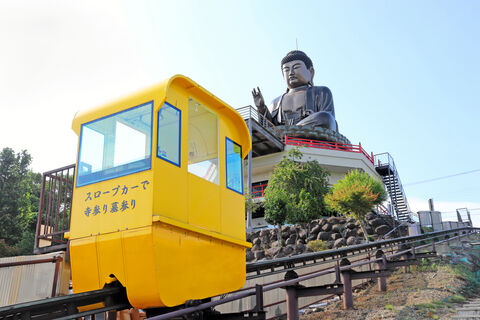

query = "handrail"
[284,136,374,165]
[236,105,284,139]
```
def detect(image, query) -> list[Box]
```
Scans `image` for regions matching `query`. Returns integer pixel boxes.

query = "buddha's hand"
[252,87,267,112]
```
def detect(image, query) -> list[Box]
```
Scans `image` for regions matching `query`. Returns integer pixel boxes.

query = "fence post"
[376,250,387,292]
[285,286,298,320]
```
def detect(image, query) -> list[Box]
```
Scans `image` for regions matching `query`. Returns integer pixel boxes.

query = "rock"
[332,224,343,233]
[375,225,391,236]
[298,229,307,240]
[327,217,340,225]
[365,212,376,220]
[322,223,332,232]
[253,237,261,245]
[296,239,306,245]
[305,246,313,253]
[357,229,364,237]
[286,236,296,245]
[281,225,290,233]
[266,246,282,257]
[281,232,290,240]
[251,244,262,251]
[365,225,375,235]
[319,219,327,226]
[295,243,306,252]
[347,218,356,224]
[327,241,334,249]
[343,228,356,239]
[331,233,343,240]
[346,222,356,230]
[311,225,321,234]
[246,250,254,262]
[284,245,294,255]
[260,229,270,237]
[369,218,384,228]
[306,235,317,242]
[254,250,265,260]
[334,238,346,248]
[346,236,356,246]
[274,251,286,259]
[317,231,331,241]
[270,240,280,248]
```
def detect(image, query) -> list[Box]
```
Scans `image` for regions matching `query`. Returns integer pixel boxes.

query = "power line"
[404,168,480,186]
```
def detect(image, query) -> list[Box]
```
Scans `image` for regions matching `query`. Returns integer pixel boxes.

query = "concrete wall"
[249,145,383,189]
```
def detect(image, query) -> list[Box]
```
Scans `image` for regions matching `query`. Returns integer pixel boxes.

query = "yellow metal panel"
[70,237,100,293]
[188,173,221,232]
[221,189,247,241]
[96,232,126,286]
[121,227,160,309]
[70,171,153,239]
[153,222,246,307]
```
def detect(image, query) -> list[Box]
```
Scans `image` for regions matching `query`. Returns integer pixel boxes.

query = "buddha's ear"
[309,67,315,81]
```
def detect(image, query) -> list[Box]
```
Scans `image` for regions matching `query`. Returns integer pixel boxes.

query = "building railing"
[284,136,374,165]
[34,164,75,254]
[236,105,284,139]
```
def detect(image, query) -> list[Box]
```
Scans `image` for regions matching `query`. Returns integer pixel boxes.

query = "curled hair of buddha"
[281,50,313,69]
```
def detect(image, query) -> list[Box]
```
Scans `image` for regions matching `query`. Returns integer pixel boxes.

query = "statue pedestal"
[276,125,351,144]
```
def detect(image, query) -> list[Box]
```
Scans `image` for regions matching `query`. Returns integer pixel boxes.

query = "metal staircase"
[374,153,411,221]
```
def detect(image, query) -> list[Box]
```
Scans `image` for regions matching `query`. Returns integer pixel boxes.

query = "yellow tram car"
[67,75,252,309]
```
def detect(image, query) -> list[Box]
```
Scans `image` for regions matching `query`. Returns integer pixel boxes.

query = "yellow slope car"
[67,75,252,309]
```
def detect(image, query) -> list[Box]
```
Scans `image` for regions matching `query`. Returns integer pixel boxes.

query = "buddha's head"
[281,50,315,89]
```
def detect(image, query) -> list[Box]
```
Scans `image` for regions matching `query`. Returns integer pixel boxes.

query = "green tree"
[325,169,387,242]
[264,148,330,233]
[0,147,41,255]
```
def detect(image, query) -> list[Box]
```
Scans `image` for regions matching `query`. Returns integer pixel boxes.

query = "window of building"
[77,102,153,187]
[187,98,219,184]
[157,102,181,166]
[226,138,243,194]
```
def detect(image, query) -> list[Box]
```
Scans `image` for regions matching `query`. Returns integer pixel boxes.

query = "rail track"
[0,227,477,320]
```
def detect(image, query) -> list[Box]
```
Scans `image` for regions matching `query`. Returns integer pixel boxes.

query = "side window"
[188,98,219,184]
[226,138,243,194]
[157,102,181,166]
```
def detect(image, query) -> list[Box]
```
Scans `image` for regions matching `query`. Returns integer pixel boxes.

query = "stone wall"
[246,212,407,262]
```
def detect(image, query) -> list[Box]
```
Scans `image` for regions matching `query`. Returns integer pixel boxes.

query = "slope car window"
[77,102,153,187]
[157,102,181,166]
[187,98,219,184]
[226,138,243,194]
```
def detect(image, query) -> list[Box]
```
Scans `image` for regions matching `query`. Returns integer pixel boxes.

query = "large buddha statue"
[252,50,338,132]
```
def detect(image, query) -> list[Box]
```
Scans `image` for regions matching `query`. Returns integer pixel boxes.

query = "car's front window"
[77,101,153,187]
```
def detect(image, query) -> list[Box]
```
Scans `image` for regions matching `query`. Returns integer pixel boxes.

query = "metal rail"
[0,286,130,320]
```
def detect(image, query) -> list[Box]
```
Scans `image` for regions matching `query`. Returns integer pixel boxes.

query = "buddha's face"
[282,60,314,89]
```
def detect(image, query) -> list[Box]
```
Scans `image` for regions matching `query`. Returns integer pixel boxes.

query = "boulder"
[253,237,261,246]
[327,217,340,225]
[347,218,356,224]
[346,236,356,246]
[357,229,364,237]
[298,229,307,240]
[365,212,376,220]
[332,224,343,233]
[260,229,270,237]
[295,243,306,252]
[281,225,290,233]
[334,238,346,248]
[311,225,321,235]
[331,233,343,240]
[306,235,317,242]
[346,222,356,230]
[286,236,296,245]
[317,231,331,241]
[284,245,294,255]
[296,239,306,245]
[251,244,262,251]
[322,223,332,232]
[327,241,334,249]
[270,240,280,248]
[246,250,254,262]
[266,246,282,257]
[375,225,391,236]
[319,219,327,226]
[254,250,265,260]
[343,228,356,239]
[369,218,384,228]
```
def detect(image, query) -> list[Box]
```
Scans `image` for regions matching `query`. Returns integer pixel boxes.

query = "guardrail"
[34,164,75,254]
[284,136,374,165]
[147,227,478,320]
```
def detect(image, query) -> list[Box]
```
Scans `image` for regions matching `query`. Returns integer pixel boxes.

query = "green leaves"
[325,169,387,221]
[264,148,330,226]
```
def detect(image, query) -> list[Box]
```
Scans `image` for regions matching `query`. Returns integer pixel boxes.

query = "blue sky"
[0,1,479,222]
